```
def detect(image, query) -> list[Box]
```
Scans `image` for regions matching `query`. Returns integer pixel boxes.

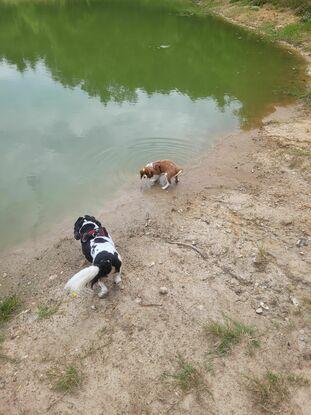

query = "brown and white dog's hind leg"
[161,173,170,190]
[174,169,183,184]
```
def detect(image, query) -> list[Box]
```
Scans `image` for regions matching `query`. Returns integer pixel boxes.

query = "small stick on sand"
[166,240,207,260]
[145,212,150,227]
[140,303,162,307]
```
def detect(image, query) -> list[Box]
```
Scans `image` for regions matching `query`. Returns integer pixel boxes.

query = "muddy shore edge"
[0,2,310,415]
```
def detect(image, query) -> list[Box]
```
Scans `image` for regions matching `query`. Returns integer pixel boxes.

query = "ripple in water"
[116,136,199,182]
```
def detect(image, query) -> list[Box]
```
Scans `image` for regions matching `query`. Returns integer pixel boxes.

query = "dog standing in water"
[140,160,183,190]
[64,215,122,298]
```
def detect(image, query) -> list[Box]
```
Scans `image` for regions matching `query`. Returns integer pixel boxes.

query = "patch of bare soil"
[0,101,310,414]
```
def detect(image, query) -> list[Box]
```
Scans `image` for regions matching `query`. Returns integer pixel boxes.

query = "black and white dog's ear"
[84,215,102,228]
[74,217,85,240]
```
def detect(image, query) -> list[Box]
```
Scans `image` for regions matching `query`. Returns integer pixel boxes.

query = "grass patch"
[246,371,309,413]
[260,21,311,47]
[48,365,83,393]
[162,355,206,393]
[0,295,20,323]
[37,305,57,320]
[301,294,311,311]
[246,338,261,356]
[253,244,268,271]
[205,318,259,355]
[300,90,311,106]
[276,21,311,43]
[286,145,311,170]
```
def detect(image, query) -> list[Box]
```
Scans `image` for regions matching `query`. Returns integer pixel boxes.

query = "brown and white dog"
[140,160,183,190]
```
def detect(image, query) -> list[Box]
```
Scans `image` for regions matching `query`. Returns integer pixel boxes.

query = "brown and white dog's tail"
[64,265,99,294]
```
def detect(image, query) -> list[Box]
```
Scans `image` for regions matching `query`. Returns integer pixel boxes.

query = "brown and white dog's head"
[140,166,155,179]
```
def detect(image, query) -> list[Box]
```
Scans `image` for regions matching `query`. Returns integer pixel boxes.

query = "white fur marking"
[65,265,99,293]
[114,273,122,284]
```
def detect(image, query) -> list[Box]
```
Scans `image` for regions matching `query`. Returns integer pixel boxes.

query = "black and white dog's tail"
[64,265,99,293]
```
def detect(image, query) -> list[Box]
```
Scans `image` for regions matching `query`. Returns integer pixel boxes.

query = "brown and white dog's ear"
[140,168,146,179]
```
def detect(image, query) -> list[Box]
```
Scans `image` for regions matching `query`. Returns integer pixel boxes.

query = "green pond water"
[0,0,306,250]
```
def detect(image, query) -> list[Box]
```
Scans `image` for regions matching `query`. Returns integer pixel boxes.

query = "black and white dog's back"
[65,215,122,297]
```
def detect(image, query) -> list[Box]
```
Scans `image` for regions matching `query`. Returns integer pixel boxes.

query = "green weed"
[245,371,309,413]
[37,305,57,320]
[0,295,19,323]
[162,355,206,392]
[205,318,258,355]
[48,365,83,393]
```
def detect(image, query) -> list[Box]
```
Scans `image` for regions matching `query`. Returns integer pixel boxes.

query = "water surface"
[0,0,306,249]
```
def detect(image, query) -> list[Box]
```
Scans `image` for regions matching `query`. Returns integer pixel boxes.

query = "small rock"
[256,307,263,315]
[296,238,308,248]
[260,301,269,311]
[148,262,155,268]
[281,219,293,226]
[91,305,96,311]
[159,287,168,295]
[135,297,142,304]
[2,272,7,278]
[49,274,58,281]
[291,297,299,307]
[299,336,305,342]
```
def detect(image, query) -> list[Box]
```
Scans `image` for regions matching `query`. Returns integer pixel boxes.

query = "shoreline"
[1,3,310,414]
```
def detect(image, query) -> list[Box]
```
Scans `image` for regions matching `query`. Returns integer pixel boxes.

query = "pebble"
[256,307,263,315]
[296,238,308,248]
[2,272,7,278]
[91,305,96,311]
[148,262,155,268]
[260,301,269,311]
[159,287,168,295]
[281,219,293,226]
[291,297,299,307]
[135,297,142,304]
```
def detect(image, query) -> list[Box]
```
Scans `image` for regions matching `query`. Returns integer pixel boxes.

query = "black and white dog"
[64,215,122,298]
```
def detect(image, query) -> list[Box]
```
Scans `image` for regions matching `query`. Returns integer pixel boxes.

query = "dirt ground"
[1,3,311,415]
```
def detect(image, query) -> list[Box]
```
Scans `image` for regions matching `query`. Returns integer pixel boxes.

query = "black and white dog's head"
[74,215,102,243]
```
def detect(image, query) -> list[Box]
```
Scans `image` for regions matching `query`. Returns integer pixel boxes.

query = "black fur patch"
[73,217,85,240]
[90,251,121,287]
